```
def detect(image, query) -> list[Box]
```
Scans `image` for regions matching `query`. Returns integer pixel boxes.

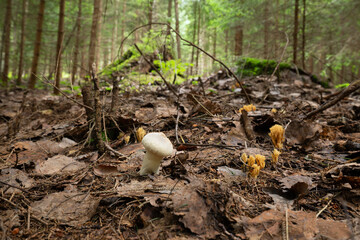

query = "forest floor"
[0,69,359,239]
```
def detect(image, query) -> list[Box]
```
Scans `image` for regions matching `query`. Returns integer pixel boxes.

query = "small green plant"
[335,83,349,89]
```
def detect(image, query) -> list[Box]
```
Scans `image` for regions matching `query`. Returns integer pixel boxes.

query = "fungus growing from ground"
[248,155,256,167]
[271,149,281,165]
[269,124,285,149]
[249,164,260,178]
[140,132,173,175]
[255,154,266,169]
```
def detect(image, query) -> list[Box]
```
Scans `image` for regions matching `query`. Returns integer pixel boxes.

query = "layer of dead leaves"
[0,69,359,239]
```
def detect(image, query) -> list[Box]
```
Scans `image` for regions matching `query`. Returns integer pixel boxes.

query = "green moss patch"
[236,57,291,76]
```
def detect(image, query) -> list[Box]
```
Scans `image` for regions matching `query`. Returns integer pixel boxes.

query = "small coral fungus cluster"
[268,124,285,166]
[241,153,266,178]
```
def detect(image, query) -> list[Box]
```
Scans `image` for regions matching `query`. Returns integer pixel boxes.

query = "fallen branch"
[121,23,251,103]
[305,80,360,119]
[134,43,178,97]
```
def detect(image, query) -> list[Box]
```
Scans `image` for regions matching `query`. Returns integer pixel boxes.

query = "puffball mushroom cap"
[140,132,173,175]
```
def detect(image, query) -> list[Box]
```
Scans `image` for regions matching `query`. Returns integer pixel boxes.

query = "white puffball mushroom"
[139,132,173,175]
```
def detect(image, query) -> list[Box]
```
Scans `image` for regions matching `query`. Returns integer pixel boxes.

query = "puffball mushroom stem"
[139,132,173,176]
[139,151,163,175]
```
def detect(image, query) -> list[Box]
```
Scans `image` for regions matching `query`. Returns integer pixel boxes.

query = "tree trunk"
[88,0,101,73]
[301,0,306,69]
[195,2,201,73]
[293,0,299,65]
[148,0,154,31]
[16,0,27,86]
[225,28,228,58]
[264,0,269,58]
[166,0,172,35]
[111,0,118,60]
[2,0,12,91]
[95,0,102,70]
[174,0,181,59]
[212,27,216,67]
[234,25,243,56]
[54,0,65,95]
[120,1,126,55]
[189,1,197,75]
[28,0,45,89]
[71,0,82,85]
[274,0,280,58]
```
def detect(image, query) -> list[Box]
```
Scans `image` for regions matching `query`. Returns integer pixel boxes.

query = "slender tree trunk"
[274,0,280,58]
[293,0,299,65]
[264,0,269,58]
[148,0,154,31]
[111,0,118,60]
[195,2,201,73]
[95,0,102,70]
[71,0,82,85]
[2,0,12,91]
[225,28,228,59]
[120,0,126,55]
[235,25,243,56]
[166,0,172,35]
[16,0,27,86]
[54,0,65,95]
[174,0,181,59]
[0,25,5,76]
[189,1,197,75]
[88,0,101,72]
[212,27,217,67]
[301,0,306,69]
[28,0,45,89]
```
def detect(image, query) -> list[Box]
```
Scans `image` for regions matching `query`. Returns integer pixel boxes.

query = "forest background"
[0,0,359,91]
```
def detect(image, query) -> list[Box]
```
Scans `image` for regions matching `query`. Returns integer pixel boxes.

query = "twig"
[122,23,251,103]
[270,32,289,79]
[175,101,181,144]
[0,180,31,194]
[191,94,214,117]
[316,198,332,218]
[104,142,127,159]
[35,74,93,111]
[285,208,289,240]
[305,79,360,119]
[133,44,178,97]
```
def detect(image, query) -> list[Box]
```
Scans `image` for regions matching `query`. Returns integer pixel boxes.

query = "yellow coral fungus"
[248,155,256,167]
[249,164,261,178]
[271,108,277,113]
[239,104,256,113]
[241,153,248,163]
[136,127,146,142]
[255,154,266,169]
[271,149,281,165]
[269,124,285,149]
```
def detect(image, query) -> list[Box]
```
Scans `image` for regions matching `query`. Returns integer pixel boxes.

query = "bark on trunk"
[212,27,217,67]
[195,2,201,74]
[293,0,299,64]
[189,1,197,75]
[95,0,102,70]
[148,0,154,31]
[174,0,181,59]
[301,0,306,69]
[28,0,45,89]
[88,0,101,73]
[71,0,82,85]
[235,25,243,56]
[111,0,118,60]
[264,1,269,58]
[54,0,65,95]
[2,0,12,91]
[16,0,27,86]
[166,0,172,35]
[120,1,126,55]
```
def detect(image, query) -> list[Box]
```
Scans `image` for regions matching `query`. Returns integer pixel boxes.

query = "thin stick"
[121,23,251,103]
[285,208,289,240]
[133,44,178,97]
[27,206,31,230]
[270,32,289,79]
[35,74,93,111]
[316,198,332,218]
[305,80,360,119]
